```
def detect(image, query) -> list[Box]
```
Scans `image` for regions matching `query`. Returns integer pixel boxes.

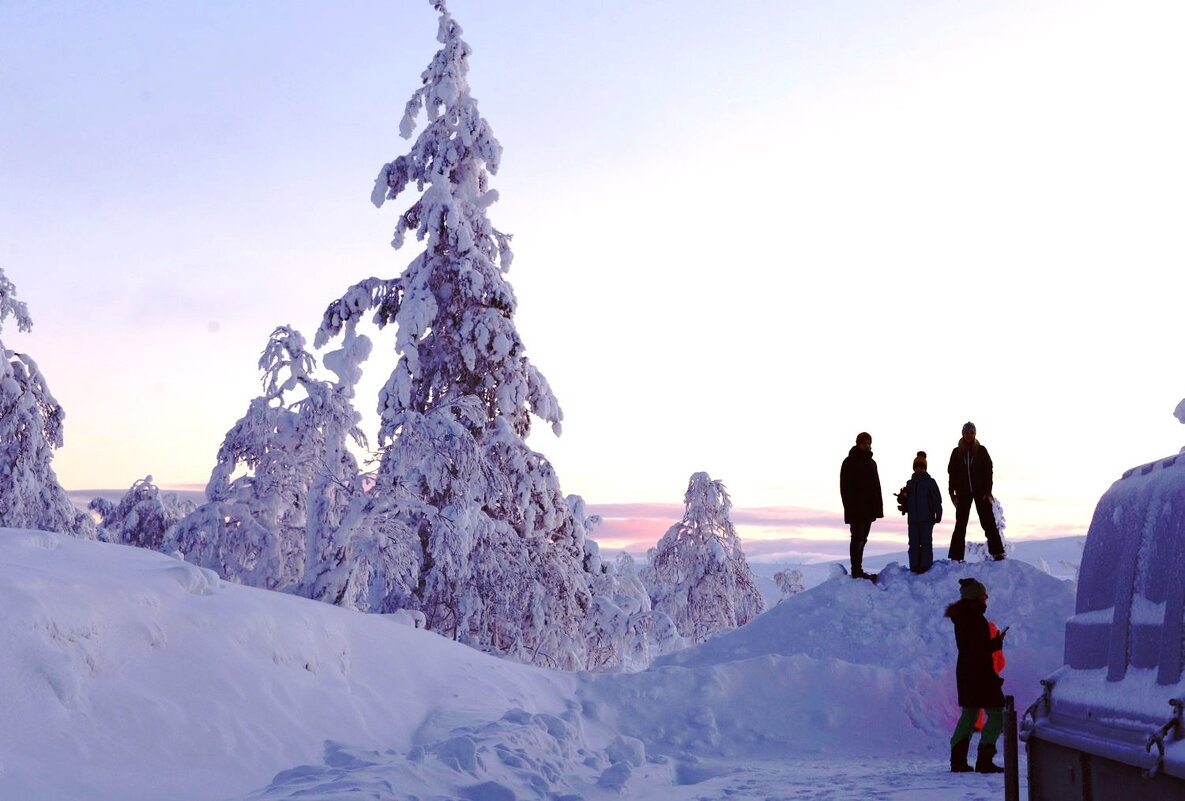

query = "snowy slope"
[0,528,577,801]
[592,559,1072,759]
[1,528,1073,800]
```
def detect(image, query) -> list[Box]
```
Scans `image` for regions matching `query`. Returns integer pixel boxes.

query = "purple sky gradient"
[8,1,1183,551]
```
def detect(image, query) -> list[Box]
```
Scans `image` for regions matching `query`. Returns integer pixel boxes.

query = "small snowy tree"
[583,544,687,672]
[312,0,592,669]
[90,475,196,549]
[773,568,805,601]
[166,326,369,591]
[0,268,94,538]
[644,473,765,644]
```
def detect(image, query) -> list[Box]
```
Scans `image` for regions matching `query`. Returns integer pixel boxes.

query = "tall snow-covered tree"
[166,326,369,591]
[313,0,592,668]
[90,476,196,549]
[644,472,765,644]
[0,268,95,538]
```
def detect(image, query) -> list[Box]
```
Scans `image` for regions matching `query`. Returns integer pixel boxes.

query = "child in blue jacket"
[903,451,943,573]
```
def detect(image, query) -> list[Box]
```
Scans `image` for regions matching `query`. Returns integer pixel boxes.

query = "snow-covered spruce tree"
[643,473,765,644]
[90,476,196,550]
[165,326,370,591]
[313,0,593,668]
[0,268,95,538]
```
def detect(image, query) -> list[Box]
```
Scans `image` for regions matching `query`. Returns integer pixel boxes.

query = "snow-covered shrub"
[0,268,95,538]
[90,475,195,549]
[644,473,765,644]
[310,0,595,669]
[583,547,687,672]
[774,568,805,600]
[166,326,368,591]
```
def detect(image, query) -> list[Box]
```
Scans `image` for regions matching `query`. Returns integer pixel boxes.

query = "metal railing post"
[1004,694,1020,801]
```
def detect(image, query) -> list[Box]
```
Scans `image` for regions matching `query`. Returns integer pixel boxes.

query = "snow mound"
[2,528,1075,800]
[0,528,577,801]
[248,710,675,801]
[578,558,1074,760]
[657,557,1072,674]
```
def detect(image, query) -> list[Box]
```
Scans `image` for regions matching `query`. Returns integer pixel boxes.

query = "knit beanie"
[959,577,987,600]
[913,450,927,470]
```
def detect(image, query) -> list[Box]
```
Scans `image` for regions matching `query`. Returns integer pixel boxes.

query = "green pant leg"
[950,707,980,746]
[979,707,1003,747]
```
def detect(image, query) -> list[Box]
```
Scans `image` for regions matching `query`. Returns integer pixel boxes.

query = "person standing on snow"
[946,422,1005,561]
[839,431,883,581]
[946,577,1006,774]
[903,451,942,574]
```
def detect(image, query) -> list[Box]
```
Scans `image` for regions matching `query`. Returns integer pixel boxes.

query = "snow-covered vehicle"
[1022,451,1185,800]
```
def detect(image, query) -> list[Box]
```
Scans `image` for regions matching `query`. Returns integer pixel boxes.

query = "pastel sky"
[3,1,1183,561]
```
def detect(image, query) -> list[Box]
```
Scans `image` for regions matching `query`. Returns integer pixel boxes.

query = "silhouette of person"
[840,431,883,580]
[947,422,1005,561]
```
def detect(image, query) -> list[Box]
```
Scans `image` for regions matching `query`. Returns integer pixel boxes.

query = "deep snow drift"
[0,528,1075,800]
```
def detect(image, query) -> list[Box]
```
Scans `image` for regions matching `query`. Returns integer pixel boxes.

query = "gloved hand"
[933,513,942,524]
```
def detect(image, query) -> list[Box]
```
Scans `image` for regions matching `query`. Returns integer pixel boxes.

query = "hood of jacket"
[848,445,874,459]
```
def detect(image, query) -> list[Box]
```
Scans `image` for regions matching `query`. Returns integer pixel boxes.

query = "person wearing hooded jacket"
[946,421,1006,561]
[945,577,1006,774]
[839,431,883,580]
[903,451,942,574]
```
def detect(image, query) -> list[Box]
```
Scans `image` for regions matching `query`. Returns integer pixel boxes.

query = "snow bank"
[0,528,576,801]
[588,558,1073,760]
[1,529,1073,800]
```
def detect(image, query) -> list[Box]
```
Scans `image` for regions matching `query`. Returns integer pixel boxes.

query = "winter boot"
[975,743,1004,774]
[950,739,973,773]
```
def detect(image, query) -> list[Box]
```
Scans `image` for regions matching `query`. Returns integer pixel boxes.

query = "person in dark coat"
[945,577,1006,774]
[904,451,942,574]
[946,422,1005,561]
[839,431,883,580]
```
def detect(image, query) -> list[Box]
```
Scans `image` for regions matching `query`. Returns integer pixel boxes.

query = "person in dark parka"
[904,451,942,574]
[946,421,1005,561]
[945,577,1006,773]
[839,431,883,580]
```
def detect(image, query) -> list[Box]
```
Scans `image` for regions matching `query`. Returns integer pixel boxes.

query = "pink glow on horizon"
[586,502,1084,558]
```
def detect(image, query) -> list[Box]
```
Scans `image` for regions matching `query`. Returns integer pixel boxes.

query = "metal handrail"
[1143,697,1185,779]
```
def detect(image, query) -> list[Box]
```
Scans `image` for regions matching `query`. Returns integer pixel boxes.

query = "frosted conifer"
[644,473,765,644]
[166,326,369,590]
[314,0,592,668]
[773,568,805,600]
[0,268,95,538]
[90,476,196,550]
[583,541,687,672]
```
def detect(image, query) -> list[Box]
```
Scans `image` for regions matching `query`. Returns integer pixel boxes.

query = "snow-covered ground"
[748,534,1084,607]
[1,527,1076,800]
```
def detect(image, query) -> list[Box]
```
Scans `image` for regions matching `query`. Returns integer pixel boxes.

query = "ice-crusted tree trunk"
[644,473,765,644]
[90,476,196,549]
[314,0,592,668]
[165,326,369,591]
[0,268,95,538]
